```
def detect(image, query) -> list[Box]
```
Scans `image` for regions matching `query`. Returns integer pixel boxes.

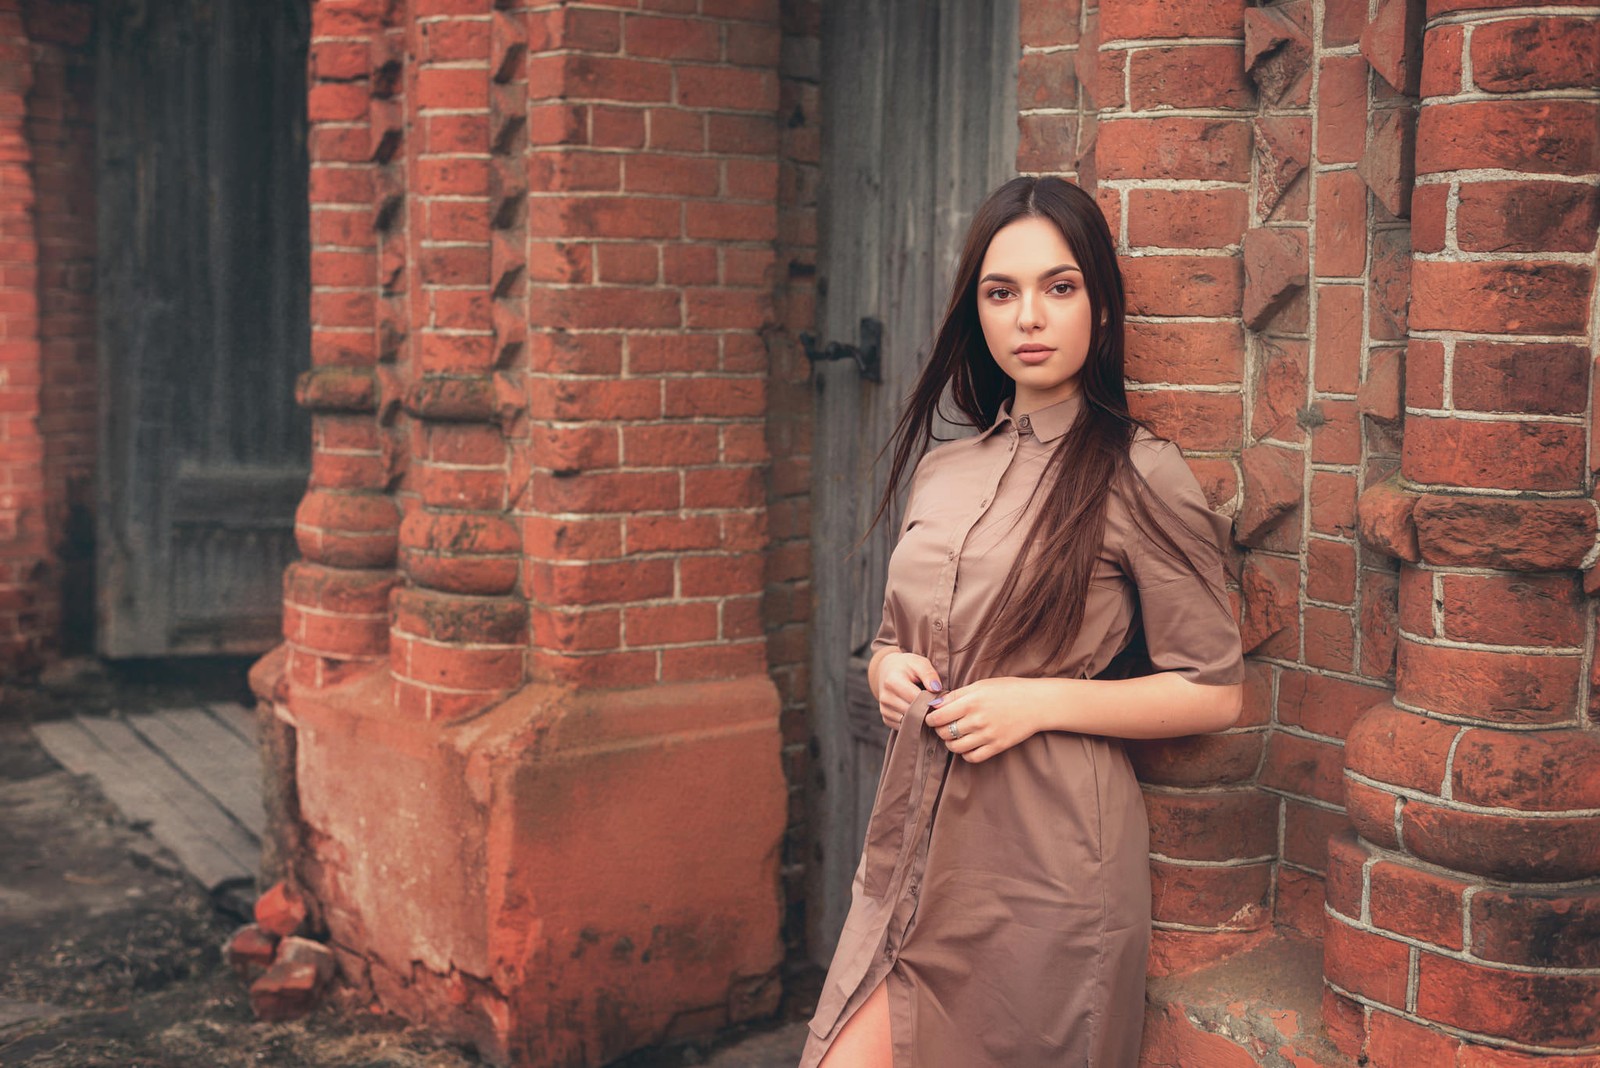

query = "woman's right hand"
[875,651,942,730]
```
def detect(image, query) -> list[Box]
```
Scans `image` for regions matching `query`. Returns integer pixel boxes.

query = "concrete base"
[253,654,787,1067]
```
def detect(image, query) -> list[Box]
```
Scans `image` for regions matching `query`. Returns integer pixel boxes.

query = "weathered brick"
[1402,415,1585,493]
[1470,16,1600,94]
[1150,860,1273,928]
[1416,100,1600,176]
[1241,227,1307,329]
[1244,6,1312,104]
[1412,494,1596,571]
[1409,261,1592,337]
[1097,118,1252,182]
[1471,885,1600,969]
[1127,45,1254,111]
[1456,181,1599,254]
[1323,919,1411,1009]
[1369,860,1468,948]
[1101,0,1245,40]
[1123,254,1243,317]
[1396,639,1583,726]
[1145,787,1278,861]
[1450,726,1600,812]
[1366,1011,1463,1068]
[1315,56,1369,165]
[1359,0,1426,95]
[1126,188,1248,250]
[1439,572,1584,648]
[1420,23,1464,97]
[1236,442,1302,547]
[1416,952,1600,1045]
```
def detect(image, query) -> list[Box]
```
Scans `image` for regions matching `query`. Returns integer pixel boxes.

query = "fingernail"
[929,696,944,708]
[929,680,942,692]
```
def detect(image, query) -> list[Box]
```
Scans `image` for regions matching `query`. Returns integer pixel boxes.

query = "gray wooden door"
[808,0,1019,963]
[96,0,311,657]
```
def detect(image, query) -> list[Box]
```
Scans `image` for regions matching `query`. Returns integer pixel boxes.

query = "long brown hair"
[869,176,1227,676]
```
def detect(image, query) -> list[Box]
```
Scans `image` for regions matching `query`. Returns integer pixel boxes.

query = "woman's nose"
[1018,291,1045,329]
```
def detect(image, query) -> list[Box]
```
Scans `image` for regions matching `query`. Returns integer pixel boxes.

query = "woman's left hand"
[922,676,1044,763]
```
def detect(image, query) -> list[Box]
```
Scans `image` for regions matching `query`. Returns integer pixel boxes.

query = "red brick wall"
[1323,5,1600,1062]
[0,4,43,676]
[1030,4,1599,1061]
[292,0,791,718]
[0,0,92,677]
[23,1,93,657]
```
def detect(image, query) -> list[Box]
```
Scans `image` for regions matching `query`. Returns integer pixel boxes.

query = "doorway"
[807,0,1020,963]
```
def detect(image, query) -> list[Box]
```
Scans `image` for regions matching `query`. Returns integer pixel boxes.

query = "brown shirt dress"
[799,389,1244,1068]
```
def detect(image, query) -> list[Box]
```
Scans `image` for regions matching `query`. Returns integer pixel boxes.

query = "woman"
[800,176,1246,1068]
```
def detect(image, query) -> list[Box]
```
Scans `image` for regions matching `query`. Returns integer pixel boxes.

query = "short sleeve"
[1121,441,1244,686]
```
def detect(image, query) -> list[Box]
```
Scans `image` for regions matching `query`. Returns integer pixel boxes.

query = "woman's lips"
[1015,347,1054,365]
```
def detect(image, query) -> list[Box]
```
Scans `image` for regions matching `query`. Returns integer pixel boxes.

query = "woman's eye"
[1051,281,1076,295]
[988,287,1013,300]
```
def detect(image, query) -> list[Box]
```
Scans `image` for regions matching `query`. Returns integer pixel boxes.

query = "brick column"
[387,2,526,721]
[1087,0,1274,975]
[1329,7,1600,1062]
[287,0,404,693]
[0,3,44,674]
[267,4,787,1063]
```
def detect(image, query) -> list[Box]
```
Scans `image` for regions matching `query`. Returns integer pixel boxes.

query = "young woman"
[799,177,1246,1067]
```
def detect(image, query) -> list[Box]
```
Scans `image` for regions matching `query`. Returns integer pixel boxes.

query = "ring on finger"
[946,721,961,741]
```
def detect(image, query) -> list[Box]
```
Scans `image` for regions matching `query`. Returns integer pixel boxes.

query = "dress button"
[979,498,990,508]
[1019,414,1032,432]
[909,881,920,897]
[933,618,944,631]
[946,550,955,561]
[883,944,896,962]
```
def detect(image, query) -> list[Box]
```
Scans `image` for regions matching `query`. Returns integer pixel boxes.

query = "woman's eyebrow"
[978,264,1084,284]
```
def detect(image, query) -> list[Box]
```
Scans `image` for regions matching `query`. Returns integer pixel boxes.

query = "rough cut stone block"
[1359,0,1425,95]
[1236,443,1303,546]
[1252,115,1309,217]
[1244,6,1312,104]
[225,924,279,983]
[1358,106,1417,219]
[250,960,322,1023]
[1413,495,1595,571]
[1356,476,1420,562]
[1241,227,1308,329]
[254,881,309,939]
[276,936,338,988]
[1358,346,1403,423]
[1240,552,1297,654]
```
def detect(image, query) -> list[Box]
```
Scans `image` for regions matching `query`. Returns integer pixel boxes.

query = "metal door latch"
[800,316,882,382]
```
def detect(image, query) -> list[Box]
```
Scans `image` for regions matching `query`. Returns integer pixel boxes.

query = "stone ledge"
[1144,930,1350,1067]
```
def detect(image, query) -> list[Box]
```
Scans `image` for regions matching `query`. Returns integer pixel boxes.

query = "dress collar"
[975,389,1085,443]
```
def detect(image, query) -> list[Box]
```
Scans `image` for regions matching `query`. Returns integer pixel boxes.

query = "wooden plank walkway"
[32,703,262,892]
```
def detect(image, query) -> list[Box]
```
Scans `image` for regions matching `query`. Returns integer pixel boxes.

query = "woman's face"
[976,215,1094,413]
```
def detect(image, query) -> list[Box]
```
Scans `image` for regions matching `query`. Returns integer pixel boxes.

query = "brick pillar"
[1086,0,1274,975]
[266,3,786,1063]
[1328,7,1600,1062]
[287,0,404,693]
[20,1,94,659]
[0,3,43,674]
[387,2,526,721]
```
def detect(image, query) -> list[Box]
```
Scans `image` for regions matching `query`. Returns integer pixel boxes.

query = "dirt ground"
[0,659,810,1068]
